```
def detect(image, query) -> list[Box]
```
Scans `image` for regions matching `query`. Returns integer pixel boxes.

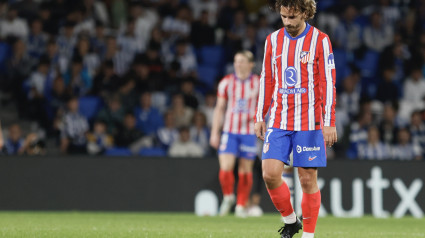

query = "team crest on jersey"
[263,143,270,153]
[300,51,311,64]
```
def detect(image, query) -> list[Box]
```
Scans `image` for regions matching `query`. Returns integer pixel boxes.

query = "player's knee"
[262,170,280,186]
[299,174,315,189]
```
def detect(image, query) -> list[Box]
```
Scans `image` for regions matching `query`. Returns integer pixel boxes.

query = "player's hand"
[254,122,266,141]
[323,126,337,147]
[209,132,220,149]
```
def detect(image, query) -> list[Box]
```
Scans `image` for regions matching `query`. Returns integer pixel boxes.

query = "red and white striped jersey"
[218,74,260,135]
[255,23,336,131]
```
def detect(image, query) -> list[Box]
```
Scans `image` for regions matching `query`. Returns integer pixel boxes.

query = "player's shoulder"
[266,28,284,41]
[252,74,261,81]
[218,74,235,85]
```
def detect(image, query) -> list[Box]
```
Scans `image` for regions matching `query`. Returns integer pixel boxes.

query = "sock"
[301,232,314,238]
[267,181,294,217]
[301,190,321,233]
[236,172,253,206]
[219,169,234,196]
[282,211,297,224]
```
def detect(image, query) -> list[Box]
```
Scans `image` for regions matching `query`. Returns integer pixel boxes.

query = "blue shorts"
[219,133,257,160]
[261,128,326,167]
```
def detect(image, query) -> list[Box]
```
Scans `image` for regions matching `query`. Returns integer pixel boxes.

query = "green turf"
[0,212,423,238]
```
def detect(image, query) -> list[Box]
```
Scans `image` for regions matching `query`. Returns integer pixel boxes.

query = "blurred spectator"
[86,120,114,155]
[90,22,107,58]
[180,78,203,110]
[74,36,100,77]
[0,6,29,39]
[117,17,145,63]
[63,56,93,96]
[347,104,373,158]
[103,36,132,76]
[3,123,25,155]
[338,70,362,120]
[256,14,274,60]
[157,110,179,150]
[96,95,125,136]
[162,5,192,43]
[378,103,400,145]
[134,91,164,136]
[224,9,246,60]
[200,91,216,129]
[138,41,165,82]
[190,111,210,154]
[117,77,138,113]
[357,126,392,160]
[27,18,48,60]
[409,110,425,157]
[363,11,393,52]
[169,93,194,128]
[168,126,204,158]
[114,112,144,148]
[189,0,218,25]
[121,2,158,43]
[60,97,89,154]
[190,10,215,48]
[45,75,71,127]
[91,60,121,99]
[111,0,128,28]
[398,66,425,121]
[375,66,398,103]
[392,127,422,160]
[56,21,77,60]
[27,57,50,128]
[333,5,362,52]
[68,6,95,37]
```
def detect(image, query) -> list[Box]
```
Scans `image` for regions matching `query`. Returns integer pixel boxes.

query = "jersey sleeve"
[217,77,229,100]
[255,34,274,123]
[317,34,336,127]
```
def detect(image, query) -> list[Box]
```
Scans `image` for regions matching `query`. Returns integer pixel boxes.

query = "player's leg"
[234,157,254,217]
[292,130,326,238]
[218,153,237,216]
[217,133,238,216]
[298,167,320,238]
[234,134,257,217]
[262,129,302,237]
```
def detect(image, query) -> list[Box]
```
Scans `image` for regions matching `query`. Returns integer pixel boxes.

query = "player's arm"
[318,34,337,147]
[255,35,274,141]
[209,96,227,149]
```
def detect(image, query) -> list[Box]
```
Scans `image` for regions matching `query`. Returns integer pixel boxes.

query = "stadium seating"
[104,147,132,156]
[199,45,224,67]
[78,96,103,120]
[139,147,167,157]
[197,65,219,89]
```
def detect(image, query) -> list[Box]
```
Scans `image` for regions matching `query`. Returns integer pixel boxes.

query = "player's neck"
[288,22,307,38]
[236,72,250,80]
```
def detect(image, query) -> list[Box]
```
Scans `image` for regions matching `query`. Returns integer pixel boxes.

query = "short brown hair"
[235,50,255,63]
[270,0,316,20]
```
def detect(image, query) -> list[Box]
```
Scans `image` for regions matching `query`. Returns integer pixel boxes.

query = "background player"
[255,0,337,237]
[210,50,260,217]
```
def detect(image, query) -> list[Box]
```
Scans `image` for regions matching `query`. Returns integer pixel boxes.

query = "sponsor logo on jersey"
[327,53,335,69]
[279,88,307,94]
[296,146,321,153]
[300,51,311,64]
[284,67,298,86]
[263,143,270,153]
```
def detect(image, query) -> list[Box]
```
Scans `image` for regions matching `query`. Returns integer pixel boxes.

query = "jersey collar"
[284,23,311,40]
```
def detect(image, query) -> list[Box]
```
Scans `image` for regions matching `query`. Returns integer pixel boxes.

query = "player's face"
[280,6,306,36]
[233,54,253,76]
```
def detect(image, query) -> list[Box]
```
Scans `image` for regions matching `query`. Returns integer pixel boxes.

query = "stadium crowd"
[0,0,424,160]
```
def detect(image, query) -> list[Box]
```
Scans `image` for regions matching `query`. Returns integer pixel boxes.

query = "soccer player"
[210,50,260,217]
[255,1,337,237]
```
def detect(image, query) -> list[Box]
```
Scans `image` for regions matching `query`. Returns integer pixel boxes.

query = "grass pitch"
[0,212,423,238]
